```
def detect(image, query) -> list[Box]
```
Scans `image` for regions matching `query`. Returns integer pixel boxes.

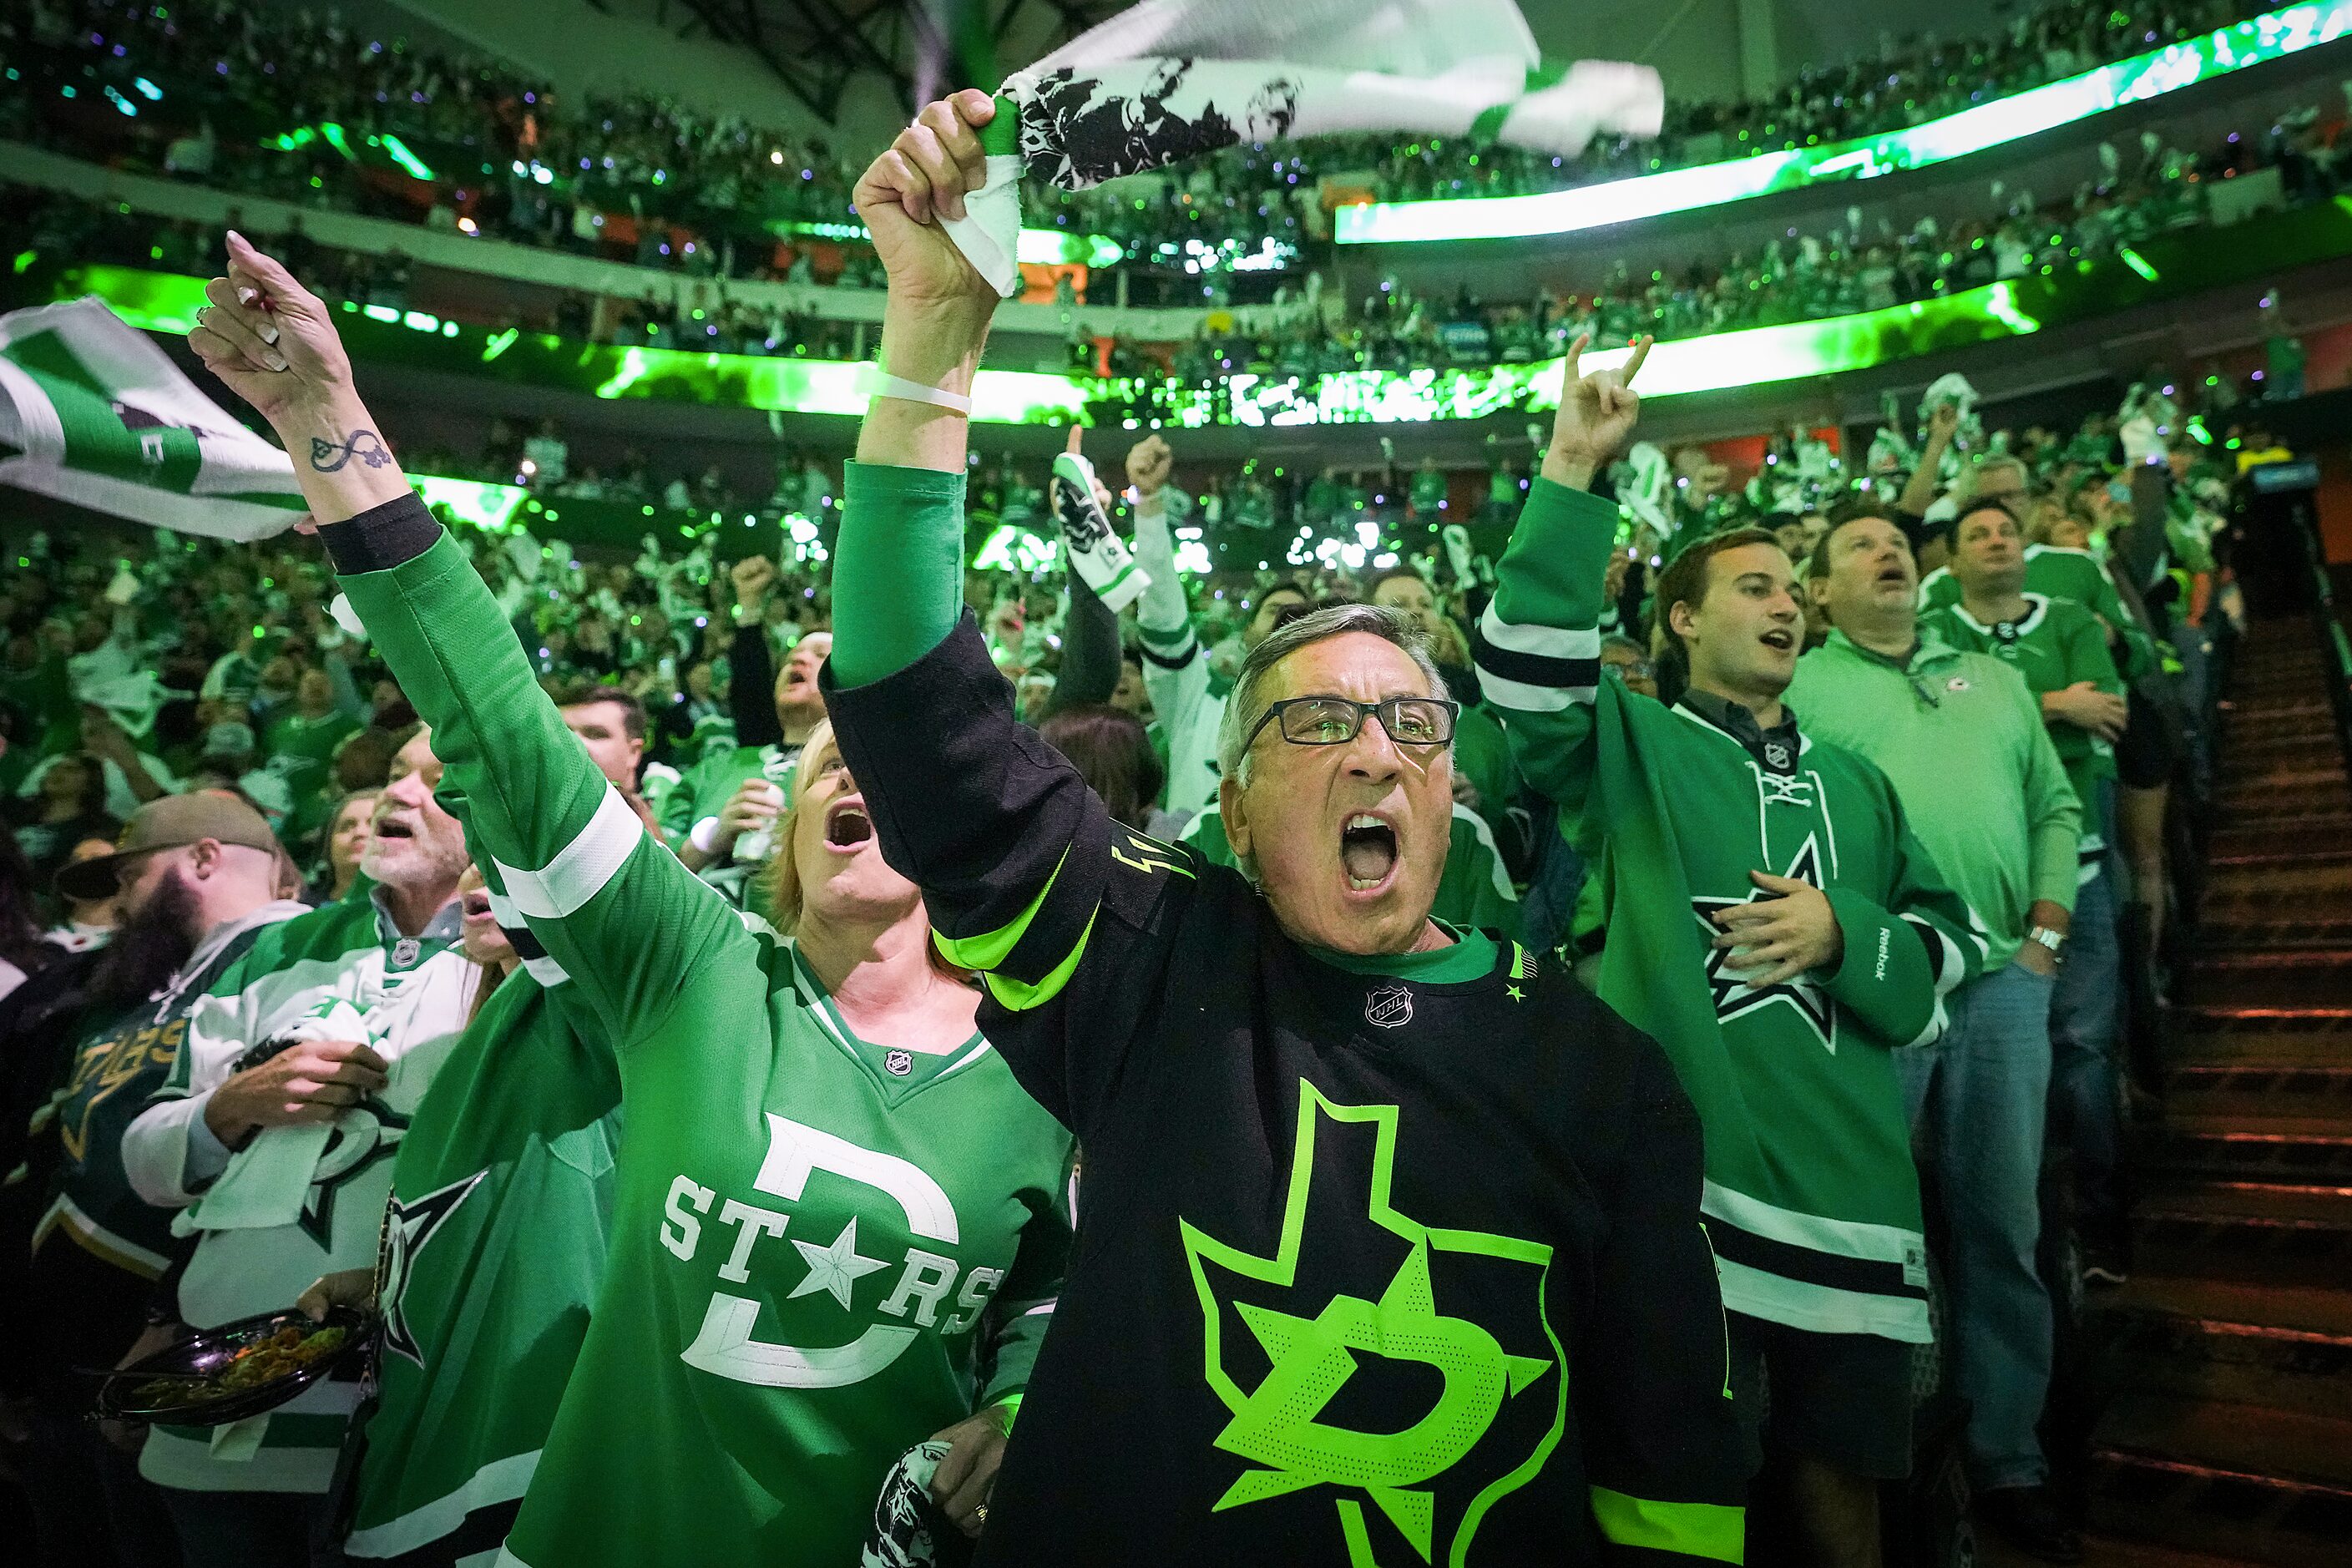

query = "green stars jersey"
[121,890,476,1493]
[1476,478,1989,1344]
[345,962,624,1565]
[1920,544,2156,680]
[33,900,308,1282]
[1921,593,2122,879]
[1177,801,1523,940]
[821,462,1746,1566]
[322,495,1075,1568]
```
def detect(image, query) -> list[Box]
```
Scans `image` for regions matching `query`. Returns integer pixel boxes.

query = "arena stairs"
[2064,619,2352,1567]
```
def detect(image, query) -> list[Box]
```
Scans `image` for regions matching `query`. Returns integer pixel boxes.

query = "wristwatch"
[2027,926,2067,957]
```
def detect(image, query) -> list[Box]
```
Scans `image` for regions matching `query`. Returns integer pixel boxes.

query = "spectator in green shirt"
[1788,502,2084,1563]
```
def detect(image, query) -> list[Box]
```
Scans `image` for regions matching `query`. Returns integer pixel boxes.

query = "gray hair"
[1214,604,1450,791]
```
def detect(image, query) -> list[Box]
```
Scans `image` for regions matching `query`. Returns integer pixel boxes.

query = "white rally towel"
[0,296,306,541]
[943,0,1662,295]
[175,999,372,1235]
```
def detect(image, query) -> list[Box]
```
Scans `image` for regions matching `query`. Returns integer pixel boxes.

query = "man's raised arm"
[184,235,737,1050]
[1473,335,1648,819]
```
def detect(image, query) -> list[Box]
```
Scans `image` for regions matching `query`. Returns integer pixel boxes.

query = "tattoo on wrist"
[310,429,392,473]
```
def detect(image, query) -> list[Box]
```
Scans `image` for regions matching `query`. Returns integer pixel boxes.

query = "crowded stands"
[0,2,2336,1566]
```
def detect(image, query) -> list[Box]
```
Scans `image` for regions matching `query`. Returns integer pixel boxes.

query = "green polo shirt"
[1785,630,2081,970]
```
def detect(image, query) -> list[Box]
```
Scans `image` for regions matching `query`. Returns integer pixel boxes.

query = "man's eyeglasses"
[1241,695,1461,753]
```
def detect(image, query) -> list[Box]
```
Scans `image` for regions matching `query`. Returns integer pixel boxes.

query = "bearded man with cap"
[11,792,308,1568]
[118,727,475,1568]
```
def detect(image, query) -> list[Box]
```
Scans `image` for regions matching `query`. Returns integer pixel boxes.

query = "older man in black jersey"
[815,92,1745,1567]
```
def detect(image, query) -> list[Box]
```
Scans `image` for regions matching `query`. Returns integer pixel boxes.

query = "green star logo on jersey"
[1179,1083,1564,1565]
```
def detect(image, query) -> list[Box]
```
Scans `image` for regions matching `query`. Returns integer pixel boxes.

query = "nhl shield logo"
[1363,984,1414,1029]
[884,1049,914,1077]
[392,937,422,969]
[1763,741,1793,772]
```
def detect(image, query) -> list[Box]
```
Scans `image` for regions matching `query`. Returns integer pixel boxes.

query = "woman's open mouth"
[1339,813,1399,895]
[824,800,873,850]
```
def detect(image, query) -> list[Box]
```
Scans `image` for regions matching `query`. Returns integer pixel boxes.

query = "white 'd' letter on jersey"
[680,1115,964,1388]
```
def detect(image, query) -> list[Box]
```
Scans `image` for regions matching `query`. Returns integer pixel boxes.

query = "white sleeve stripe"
[496,785,643,920]
[1899,913,1967,996]
[1904,995,1950,1050]
[1022,1301,1057,1317]
[1477,604,1602,661]
[520,953,573,988]
[1475,665,1595,714]
[486,889,523,926]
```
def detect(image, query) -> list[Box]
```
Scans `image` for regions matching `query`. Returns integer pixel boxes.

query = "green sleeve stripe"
[971,908,1096,1013]
[931,846,1069,971]
[1589,1487,1745,1564]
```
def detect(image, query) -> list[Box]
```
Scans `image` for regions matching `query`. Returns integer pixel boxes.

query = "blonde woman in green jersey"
[185,231,1075,1568]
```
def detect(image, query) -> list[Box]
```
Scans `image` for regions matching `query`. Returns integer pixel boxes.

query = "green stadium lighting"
[589,345,1091,423]
[378,133,436,182]
[2118,245,2162,281]
[1334,1,2352,245]
[775,217,1122,269]
[413,475,528,532]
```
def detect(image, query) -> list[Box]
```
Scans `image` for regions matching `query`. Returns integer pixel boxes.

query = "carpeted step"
[2130,1178,2352,1290]
[2086,1394,2352,1568]
[2177,948,2352,1008]
[2090,1277,2352,1420]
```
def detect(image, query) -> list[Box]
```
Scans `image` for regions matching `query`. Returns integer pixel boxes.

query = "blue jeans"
[2050,865,2123,1239]
[1895,959,2058,1492]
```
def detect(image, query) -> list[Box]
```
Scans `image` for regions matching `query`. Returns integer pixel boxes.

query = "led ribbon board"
[50,196,2352,425]
[1123,284,2042,429]
[1335,1,2352,245]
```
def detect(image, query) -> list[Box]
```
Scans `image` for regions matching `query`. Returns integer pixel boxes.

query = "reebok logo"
[1873,927,1890,982]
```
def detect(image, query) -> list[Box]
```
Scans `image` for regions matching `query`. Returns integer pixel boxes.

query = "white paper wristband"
[864,370,973,416]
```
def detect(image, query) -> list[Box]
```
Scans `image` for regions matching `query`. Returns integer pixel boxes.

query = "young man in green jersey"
[1921,502,2131,1279]
[300,864,622,1566]
[1791,506,2084,1562]
[1474,342,1986,1568]
[186,230,1074,1568]
[814,94,1744,1566]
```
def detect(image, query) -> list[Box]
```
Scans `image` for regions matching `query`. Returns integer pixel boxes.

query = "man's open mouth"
[825,800,873,849]
[374,819,414,841]
[1340,813,1399,893]
[1759,627,1795,652]
[1876,564,1910,588]
[461,889,493,920]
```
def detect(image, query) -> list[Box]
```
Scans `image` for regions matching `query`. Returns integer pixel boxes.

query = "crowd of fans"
[0,13,2303,1567]
[0,273,2258,1563]
[0,0,2281,297]
[16,77,2339,403]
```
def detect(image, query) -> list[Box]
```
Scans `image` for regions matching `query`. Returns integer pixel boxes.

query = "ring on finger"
[973,1504,988,1527]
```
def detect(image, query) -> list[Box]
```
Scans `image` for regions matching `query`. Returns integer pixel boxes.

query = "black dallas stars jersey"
[827,616,1746,1568]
